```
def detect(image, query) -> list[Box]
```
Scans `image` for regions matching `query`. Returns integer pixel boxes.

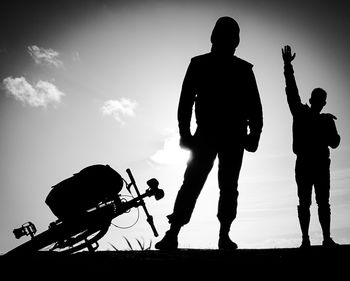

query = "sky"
[1,0,350,253]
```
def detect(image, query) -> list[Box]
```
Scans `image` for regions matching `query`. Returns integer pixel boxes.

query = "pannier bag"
[45,164,123,220]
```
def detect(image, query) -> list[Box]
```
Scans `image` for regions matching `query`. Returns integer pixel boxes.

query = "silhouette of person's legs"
[169,145,217,225]
[295,157,313,248]
[315,159,331,240]
[314,158,339,247]
[297,205,311,247]
[155,141,217,250]
[217,143,244,249]
[296,157,339,248]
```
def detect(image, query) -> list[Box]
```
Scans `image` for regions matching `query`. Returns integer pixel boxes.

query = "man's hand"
[282,45,296,64]
[179,134,194,150]
[244,133,261,153]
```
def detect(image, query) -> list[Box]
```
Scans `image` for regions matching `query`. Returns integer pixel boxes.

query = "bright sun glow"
[151,134,190,165]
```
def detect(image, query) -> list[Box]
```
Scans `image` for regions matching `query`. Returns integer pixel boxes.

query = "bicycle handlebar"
[126,168,159,237]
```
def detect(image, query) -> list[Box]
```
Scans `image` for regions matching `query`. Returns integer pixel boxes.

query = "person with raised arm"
[282,45,340,248]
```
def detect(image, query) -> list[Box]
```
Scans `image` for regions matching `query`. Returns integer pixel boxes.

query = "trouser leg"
[167,144,217,232]
[295,157,312,242]
[318,205,331,240]
[297,205,311,241]
[217,145,244,237]
[315,159,331,240]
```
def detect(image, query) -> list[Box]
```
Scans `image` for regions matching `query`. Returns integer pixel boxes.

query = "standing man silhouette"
[155,17,263,250]
[282,45,341,248]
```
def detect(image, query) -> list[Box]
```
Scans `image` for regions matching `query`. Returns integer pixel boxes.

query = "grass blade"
[108,242,119,251]
[136,238,144,250]
[123,236,133,250]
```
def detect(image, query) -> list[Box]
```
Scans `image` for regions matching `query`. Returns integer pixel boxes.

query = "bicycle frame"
[6,168,164,255]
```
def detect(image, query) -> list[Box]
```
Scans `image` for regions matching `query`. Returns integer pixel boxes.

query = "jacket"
[178,52,263,143]
[284,63,340,158]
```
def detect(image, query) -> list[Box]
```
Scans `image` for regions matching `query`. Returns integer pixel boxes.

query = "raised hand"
[282,45,296,64]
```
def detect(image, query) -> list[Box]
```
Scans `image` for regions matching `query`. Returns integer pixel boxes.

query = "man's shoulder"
[321,113,337,120]
[233,56,253,68]
[190,53,253,68]
[291,103,309,117]
[300,103,310,112]
[190,53,212,63]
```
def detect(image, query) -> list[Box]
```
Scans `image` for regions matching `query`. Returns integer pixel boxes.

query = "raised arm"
[282,45,302,115]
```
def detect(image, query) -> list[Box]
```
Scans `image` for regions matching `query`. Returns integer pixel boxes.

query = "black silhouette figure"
[282,45,341,248]
[155,16,263,250]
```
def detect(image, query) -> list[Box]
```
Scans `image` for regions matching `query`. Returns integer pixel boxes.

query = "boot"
[155,224,181,250]
[300,237,311,248]
[322,237,340,247]
[318,206,340,247]
[154,231,178,250]
[218,223,237,250]
[298,205,311,248]
[218,235,238,250]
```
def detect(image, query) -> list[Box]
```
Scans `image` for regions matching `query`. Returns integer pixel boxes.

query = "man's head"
[309,88,327,113]
[210,16,240,55]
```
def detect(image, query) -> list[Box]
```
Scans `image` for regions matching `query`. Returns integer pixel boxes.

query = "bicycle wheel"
[5,219,110,256]
[48,223,110,254]
[5,223,66,255]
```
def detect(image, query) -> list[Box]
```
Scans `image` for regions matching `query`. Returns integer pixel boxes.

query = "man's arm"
[245,68,263,153]
[177,59,197,149]
[282,45,302,115]
[322,113,341,149]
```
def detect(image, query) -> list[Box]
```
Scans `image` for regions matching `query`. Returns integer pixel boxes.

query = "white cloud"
[27,45,64,68]
[3,76,65,107]
[101,98,137,125]
[150,129,190,165]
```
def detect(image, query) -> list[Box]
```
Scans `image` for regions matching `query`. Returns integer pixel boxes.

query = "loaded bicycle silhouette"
[5,164,164,255]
